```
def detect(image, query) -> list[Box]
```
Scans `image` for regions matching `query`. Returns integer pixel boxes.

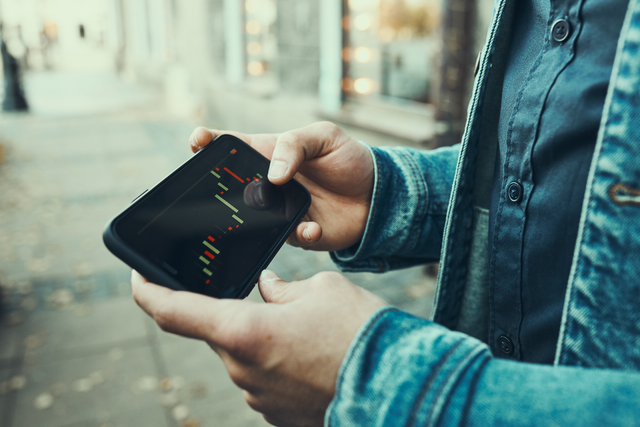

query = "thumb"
[258,270,299,303]
[267,122,343,185]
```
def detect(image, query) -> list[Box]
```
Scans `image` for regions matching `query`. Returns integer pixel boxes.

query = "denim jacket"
[326,0,640,425]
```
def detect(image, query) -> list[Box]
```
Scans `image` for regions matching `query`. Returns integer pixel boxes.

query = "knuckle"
[227,317,273,363]
[153,302,176,332]
[277,132,301,152]
[263,414,279,426]
[317,121,342,138]
[314,271,343,282]
[227,362,254,390]
[316,120,338,132]
[243,390,263,412]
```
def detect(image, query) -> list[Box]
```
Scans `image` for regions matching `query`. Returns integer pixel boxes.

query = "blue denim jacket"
[326,0,640,424]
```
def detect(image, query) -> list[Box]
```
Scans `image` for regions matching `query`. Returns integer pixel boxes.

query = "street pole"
[433,0,474,148]
[0,22,29,112]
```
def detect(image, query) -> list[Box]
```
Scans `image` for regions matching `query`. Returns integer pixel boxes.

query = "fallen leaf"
[158,391,179,407]
[182,419,200,427]
[135,376,158,392]
[5,311,25,326]
[72,378,93,392]
[47,289,74,310]
[21,295,38,311]
[51,383,67,397]
[10,375,27,390]
[34,392,54,410]
[188,382,208,399]
[172,405,190,421]
[24,334,45,350]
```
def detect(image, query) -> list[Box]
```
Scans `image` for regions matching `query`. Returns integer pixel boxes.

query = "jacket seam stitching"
[425,346,489,426]
[406,339,466,426]
[401,149,429,253]
[327,307,398,427]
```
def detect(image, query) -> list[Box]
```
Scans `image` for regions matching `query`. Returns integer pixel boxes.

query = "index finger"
[188,127,279,160]
[267,121,350,185]
[131,270,255,343]
[189,127,251,153]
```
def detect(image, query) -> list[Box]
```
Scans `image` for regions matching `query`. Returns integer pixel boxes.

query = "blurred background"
[0,0,493,426]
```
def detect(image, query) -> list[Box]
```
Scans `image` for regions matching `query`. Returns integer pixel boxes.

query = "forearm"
[328,309,640,426]
[331,144,460,272]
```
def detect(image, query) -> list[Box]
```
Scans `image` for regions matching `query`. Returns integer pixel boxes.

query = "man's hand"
[132,270,387,427]
[188,122,374,252]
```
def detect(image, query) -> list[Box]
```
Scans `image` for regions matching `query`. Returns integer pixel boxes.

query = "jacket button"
[499,335,514,355]
[551,19,570,43]
[507,182,523,203]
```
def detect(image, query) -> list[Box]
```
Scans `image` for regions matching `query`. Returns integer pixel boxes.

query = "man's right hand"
[188,122,374,252]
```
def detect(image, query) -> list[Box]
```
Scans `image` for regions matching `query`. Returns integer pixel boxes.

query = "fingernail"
[303,227,312,242]
[260,269,280,282]
[268,160,288,179]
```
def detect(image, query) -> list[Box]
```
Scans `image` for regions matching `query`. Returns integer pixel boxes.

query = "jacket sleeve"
[330,143,460,273]
[326,308,640,427]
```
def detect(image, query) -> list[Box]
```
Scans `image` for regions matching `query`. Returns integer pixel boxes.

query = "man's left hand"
[131,270,387,427]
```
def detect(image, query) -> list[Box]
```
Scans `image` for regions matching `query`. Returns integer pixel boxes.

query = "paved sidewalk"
[0,70,435,427]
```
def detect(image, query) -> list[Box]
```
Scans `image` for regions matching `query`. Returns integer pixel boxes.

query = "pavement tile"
[11,345,168,427]
[0,368,15,427]
[158,333,271,427]
[0,323,23,366]
[18,297,148,361]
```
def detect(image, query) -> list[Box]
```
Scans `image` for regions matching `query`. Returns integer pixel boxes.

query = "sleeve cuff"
[325,307,490,427]
[330,145,431,272]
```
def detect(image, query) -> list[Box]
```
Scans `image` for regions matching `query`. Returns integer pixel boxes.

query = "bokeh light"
[355,47,371,62]
[354,14,371,31]
[248,61,265,76]
[246,21,261,34]
[354,78,372,94]
[245,0,257,13]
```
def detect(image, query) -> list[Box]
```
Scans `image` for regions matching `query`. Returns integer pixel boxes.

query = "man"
[132,0,640,425]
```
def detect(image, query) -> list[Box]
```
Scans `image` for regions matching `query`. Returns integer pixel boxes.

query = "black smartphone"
[103,134,311,299]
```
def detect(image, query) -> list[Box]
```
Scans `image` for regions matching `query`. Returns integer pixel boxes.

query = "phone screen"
[112,135,310,298]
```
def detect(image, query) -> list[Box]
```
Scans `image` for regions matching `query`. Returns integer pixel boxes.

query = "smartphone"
[103,134,311,299]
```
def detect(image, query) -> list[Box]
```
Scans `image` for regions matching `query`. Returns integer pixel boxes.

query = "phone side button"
[131,189,149,204]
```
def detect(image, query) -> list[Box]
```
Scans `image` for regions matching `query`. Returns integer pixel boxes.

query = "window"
[244,0,278,79]
[344,0,441,104]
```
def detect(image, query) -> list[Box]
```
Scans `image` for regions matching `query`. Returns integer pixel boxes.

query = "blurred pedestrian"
[1,24,29,112]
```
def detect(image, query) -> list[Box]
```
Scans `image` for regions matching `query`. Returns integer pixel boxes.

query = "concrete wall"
[275,0,321,94]
[208,0,227,75]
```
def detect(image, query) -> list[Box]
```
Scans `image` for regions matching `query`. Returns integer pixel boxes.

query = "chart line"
[215,194,238,212]
[203,241,220,254]
[224,167,244,183]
